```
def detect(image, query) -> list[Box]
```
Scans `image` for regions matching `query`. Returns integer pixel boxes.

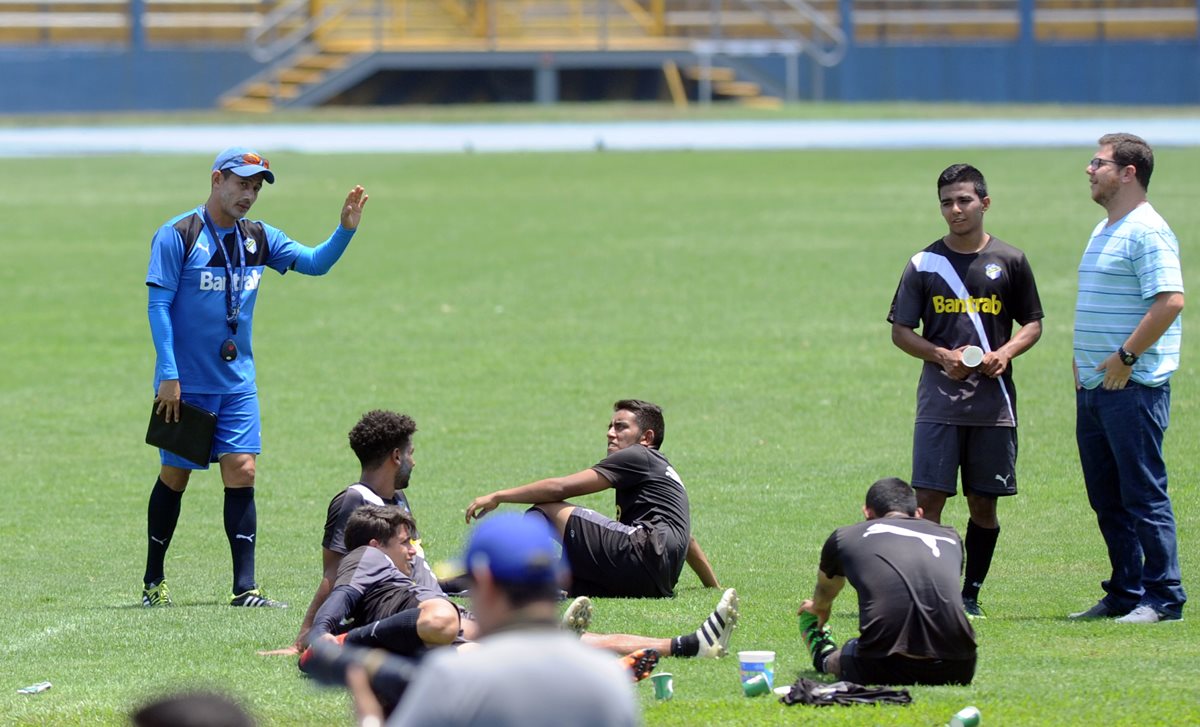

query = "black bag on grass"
[779,678,912,707]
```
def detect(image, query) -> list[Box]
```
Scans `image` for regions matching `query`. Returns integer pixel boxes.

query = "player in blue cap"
[142,146,369,609]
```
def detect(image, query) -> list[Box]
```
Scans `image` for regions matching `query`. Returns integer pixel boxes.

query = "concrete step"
[295,53,351,71]
[277,68,323,84]
[714,80,761,97]
[243,83,301,100]
[221,97,274,113]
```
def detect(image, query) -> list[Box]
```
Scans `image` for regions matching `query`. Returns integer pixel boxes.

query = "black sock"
[671,633,699,658]
[962,519,1000,601]
[144,478,183,586]
[224,487,257,595]
[348,608,427,657]
[815,651,830,673]
[438,574,472,595]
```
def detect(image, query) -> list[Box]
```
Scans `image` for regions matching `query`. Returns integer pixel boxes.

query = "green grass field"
[2,141,1198,725]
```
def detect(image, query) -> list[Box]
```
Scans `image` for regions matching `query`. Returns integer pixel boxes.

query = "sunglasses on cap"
[219,151,270,170]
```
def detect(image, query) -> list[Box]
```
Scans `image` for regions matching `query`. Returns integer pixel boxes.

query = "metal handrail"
[736,0,847,66]
[245,0,360,62]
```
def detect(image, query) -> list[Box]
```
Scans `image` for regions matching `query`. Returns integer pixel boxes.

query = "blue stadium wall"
[0,47,262,113]
[829,41,1200,105]
[0,40,1197,113]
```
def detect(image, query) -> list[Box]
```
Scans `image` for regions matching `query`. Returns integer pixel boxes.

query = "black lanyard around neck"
[201,209,246,336]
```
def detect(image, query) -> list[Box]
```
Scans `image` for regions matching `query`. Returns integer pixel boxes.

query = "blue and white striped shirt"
[1074,203,1183,389]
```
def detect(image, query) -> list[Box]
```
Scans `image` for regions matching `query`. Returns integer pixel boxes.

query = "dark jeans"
[1076,382,1186,618]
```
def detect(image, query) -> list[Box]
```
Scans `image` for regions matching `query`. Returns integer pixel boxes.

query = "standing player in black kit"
[465,400,722,600]
[887,164,1043,618]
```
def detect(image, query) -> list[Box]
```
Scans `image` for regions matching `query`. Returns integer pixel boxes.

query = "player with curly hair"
[290,410,431,650]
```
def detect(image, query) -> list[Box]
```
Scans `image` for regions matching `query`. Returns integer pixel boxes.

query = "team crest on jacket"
[984,263,1002,280]
[244,237,258,254]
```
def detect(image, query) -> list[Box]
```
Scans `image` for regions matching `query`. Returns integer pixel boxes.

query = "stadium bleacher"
[5,1,1194,49]
[2,0,1195,110]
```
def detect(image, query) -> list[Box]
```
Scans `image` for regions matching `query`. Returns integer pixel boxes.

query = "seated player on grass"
[286,410,443,653]
[797,477,977,686]
[465,399,720,599]
[342,513,644,725]
[301,505,740,674]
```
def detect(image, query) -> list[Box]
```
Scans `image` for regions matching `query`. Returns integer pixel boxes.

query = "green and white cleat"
[142,581,173,607]
[798,611,836,672]
[963,597,987,620]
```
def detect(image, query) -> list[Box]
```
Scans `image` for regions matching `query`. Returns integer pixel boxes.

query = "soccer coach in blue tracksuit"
[142,146,369,609]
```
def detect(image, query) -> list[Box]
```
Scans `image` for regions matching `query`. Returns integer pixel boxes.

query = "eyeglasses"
[1088,157,1119,170]
[220,152,270,170]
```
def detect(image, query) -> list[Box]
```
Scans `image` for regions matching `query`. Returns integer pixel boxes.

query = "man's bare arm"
[685,535,720,588]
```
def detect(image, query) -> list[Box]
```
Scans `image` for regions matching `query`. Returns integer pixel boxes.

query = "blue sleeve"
[146,225,184,291]
[290,226,356,276]
[148,285,178,381]
[1134,227,1184,298]
[310,585,360,640]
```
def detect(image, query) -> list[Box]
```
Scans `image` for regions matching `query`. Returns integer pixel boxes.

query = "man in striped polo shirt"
[1070,133,1186,624]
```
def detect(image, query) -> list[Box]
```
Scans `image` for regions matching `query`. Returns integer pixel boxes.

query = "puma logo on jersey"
[235,533,256,543]
[199,269,261,292]
[995,474,1013,485]
[863,522,958,557]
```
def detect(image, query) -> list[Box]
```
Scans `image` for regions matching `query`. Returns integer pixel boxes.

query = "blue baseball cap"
[463,513,568,591]
[212,146,275,184]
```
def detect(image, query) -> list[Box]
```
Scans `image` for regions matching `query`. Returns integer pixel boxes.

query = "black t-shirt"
[592,445,691,581]
[888,237,1043,426]
[820,516,976,660]
[322,484,418,555]
[592,445,690,541]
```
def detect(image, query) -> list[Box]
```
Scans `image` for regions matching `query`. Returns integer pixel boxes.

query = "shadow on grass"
[111,599,236,609]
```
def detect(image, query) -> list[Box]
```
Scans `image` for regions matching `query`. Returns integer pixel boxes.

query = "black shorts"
[839,638,975,686]
[562,508,676,598]
[912,422,1018,497]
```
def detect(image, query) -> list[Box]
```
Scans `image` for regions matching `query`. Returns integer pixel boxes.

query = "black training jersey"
[334,547,434,627]
[592,445,691,543]
[322,484,418,555]
[820,516,976,660]
[888,237,1043,426]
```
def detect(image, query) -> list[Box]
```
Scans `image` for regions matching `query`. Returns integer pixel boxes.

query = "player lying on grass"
[300,505,739,669]
[798,477,977,686]
[465,399,720,598]
[339,514,645,724]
